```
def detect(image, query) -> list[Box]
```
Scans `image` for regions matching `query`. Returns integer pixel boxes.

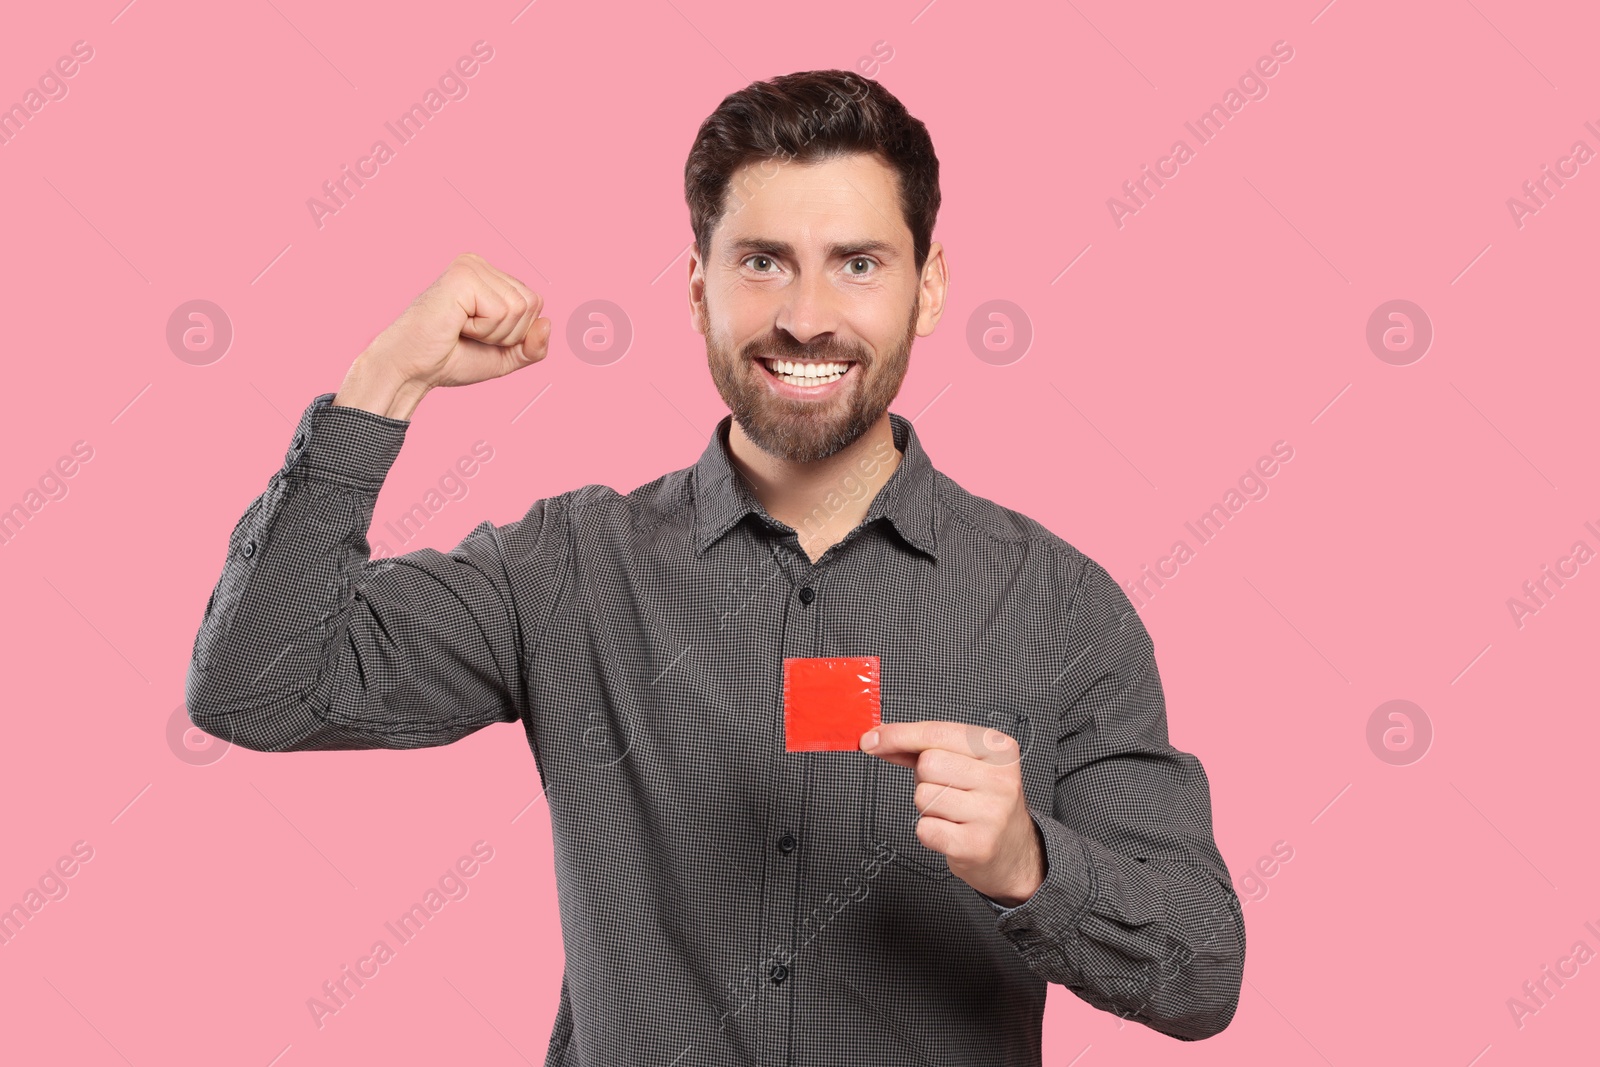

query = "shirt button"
[768,963,789,985]
[777,832,798,855]
[241,540,256,559]
[798,586,815,605]
[291,432,305,449]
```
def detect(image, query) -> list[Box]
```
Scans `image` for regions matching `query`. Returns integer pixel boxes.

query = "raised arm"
[184,253,555,752]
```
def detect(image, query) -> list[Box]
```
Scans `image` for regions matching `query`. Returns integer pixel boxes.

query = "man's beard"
[703,296,918,464]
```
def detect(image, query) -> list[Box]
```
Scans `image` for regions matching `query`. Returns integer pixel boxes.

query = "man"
[187,69,1244,1064]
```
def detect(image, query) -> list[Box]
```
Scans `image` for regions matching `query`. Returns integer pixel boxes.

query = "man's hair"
[684,69,940,276]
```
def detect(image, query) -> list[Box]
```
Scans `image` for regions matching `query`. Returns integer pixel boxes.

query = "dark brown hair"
[684,70,941,275]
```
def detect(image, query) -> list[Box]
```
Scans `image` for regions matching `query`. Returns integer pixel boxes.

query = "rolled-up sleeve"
[990,556,1246,1040]
[185,392,557,753]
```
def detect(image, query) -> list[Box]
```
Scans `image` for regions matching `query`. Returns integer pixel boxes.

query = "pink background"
[2,0,1596,1063]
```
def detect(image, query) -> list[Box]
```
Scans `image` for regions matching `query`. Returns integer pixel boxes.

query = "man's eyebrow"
[725,237,900,260]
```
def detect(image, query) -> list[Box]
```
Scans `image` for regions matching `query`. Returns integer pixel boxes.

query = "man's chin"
[738,409,869,463]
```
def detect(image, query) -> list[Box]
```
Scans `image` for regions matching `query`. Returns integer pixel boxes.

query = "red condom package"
[783,656,882,752]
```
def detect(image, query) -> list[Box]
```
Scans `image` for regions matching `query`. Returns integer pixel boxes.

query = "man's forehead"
[717,155,909,257]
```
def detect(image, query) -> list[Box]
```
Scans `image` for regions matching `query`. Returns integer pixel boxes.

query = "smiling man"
[187,69,1244,1064]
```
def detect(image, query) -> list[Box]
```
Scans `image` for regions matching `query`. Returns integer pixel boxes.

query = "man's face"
[690,151,941,463]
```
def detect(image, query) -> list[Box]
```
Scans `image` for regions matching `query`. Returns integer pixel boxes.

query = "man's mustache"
[742,338,868,364]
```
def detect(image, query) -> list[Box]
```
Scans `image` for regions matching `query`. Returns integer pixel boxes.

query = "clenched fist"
[333,252,552,420]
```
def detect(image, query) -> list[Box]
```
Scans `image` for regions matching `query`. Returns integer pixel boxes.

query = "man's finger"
[912,747,991,789]
[861,720,1020,766]
[913,780,979,822]
[914,814,959,855]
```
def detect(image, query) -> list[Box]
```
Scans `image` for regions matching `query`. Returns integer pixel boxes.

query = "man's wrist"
[983,814,1049,907]
[333,355,429,421]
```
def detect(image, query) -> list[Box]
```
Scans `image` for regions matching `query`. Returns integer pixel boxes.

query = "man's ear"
[915,241,949,337]
[687,244,708,336]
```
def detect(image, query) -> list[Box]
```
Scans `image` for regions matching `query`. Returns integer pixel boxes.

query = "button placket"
[758,546,823,1065]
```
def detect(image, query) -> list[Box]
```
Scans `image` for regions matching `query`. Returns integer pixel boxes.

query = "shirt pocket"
[862,709,1038,884]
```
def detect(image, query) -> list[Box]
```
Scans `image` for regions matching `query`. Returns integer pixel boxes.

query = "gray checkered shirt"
[186,392,1245,1064]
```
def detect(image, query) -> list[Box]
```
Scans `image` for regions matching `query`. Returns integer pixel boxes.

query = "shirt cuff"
[284,392,410,491]
[988,811,1095,951]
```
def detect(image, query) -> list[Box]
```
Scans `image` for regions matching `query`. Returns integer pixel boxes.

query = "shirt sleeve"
[185,392,559,752]
[988,555,1246,1040]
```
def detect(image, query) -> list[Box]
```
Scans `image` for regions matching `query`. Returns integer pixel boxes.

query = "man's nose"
[774,269,842,345]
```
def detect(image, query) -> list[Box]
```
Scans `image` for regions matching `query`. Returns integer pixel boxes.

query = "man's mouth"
[757,357,855,388]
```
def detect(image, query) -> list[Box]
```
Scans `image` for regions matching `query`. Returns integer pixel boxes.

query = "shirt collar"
[692,411,938,562]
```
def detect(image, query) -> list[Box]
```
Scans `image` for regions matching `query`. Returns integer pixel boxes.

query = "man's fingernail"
[861,730,879,751]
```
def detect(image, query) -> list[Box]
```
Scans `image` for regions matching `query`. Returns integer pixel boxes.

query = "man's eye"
[746,255,776,272]
[847,257,874,275]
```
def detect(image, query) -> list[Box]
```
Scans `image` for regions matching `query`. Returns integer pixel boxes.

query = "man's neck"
[727,413,903,563]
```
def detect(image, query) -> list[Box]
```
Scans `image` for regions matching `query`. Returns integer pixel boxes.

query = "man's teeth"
[762,358,850,386]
